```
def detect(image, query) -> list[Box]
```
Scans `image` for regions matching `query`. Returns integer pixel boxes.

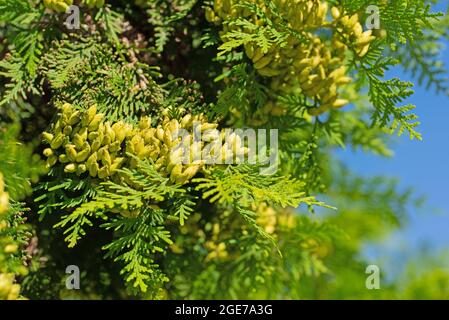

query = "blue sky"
[336,2,449,270]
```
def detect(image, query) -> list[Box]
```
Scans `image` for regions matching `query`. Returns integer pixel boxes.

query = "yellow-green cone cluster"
[0,273,20,300]
[43,0,73,12]
[0,173,8,216]
[206,0,376,117]
[127,114,218,185]
[42,104,222,185]
[82,0,105,9]
[42,104,133,179]
[331,7,375,58]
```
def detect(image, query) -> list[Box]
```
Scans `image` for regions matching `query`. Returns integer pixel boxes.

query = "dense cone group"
[42,104,132,179]
[42,104,223,185]
[43,0,104,11]
[206,0,375,117]
[43,0,73,12]
[0,273,20,300]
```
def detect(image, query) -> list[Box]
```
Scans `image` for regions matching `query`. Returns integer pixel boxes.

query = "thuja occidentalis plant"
[0,0,448,299]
